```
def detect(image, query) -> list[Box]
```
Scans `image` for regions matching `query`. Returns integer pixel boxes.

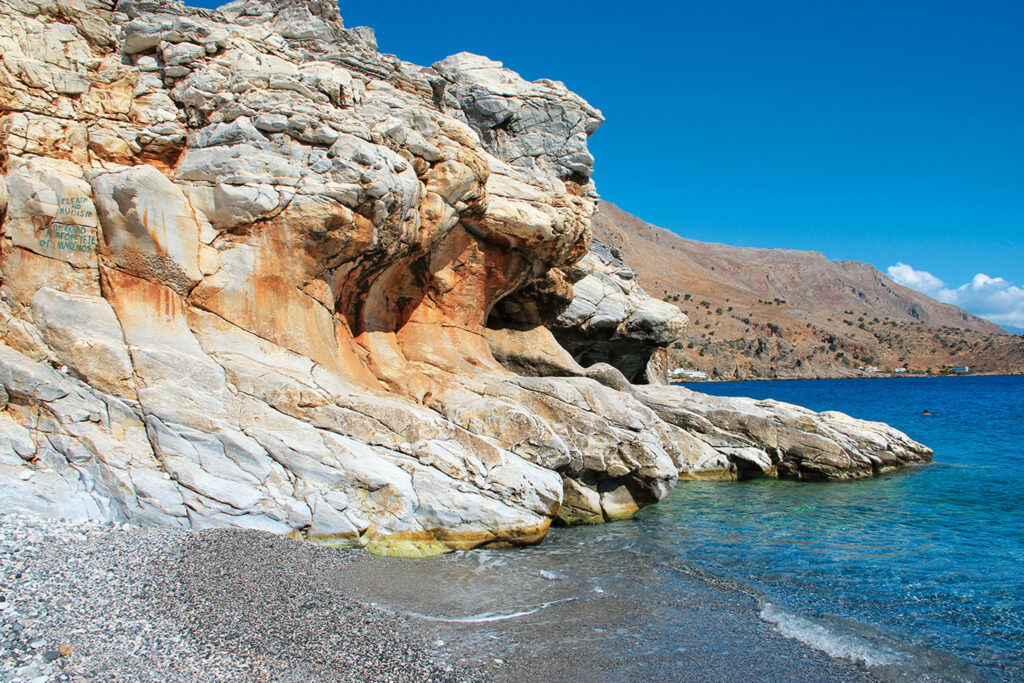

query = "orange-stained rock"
[0,0,932,552]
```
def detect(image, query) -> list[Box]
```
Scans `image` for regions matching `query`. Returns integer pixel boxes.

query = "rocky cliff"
[0,0,932,554]
[550,239,687,384]
[593,201,1024,379]
[487,237,687,385]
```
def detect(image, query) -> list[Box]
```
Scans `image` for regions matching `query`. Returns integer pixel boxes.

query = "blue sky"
[189,1,1024,331]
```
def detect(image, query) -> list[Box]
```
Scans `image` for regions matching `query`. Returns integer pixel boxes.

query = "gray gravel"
[0,512,475,682]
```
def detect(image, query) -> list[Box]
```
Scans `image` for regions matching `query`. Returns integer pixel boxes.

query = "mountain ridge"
[592,201,1024,379]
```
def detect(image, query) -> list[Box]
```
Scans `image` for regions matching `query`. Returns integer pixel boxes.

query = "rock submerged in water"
[0,0,931,554]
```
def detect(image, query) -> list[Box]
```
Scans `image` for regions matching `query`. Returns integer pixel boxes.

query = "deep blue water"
[669,375,1024,680]
[356,376,1024,681]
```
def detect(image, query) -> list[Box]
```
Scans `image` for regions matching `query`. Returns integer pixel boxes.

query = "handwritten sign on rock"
[38,197,98,254]
[38,223,97,253]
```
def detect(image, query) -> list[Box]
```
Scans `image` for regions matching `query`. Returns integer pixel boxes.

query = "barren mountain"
[593,201,1024,379]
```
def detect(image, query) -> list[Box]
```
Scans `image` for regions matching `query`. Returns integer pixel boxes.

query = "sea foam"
[759,601,899,667]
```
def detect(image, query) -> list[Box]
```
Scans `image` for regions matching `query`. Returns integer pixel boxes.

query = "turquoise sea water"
[355,376,1024,681]
[669,375,1024,680]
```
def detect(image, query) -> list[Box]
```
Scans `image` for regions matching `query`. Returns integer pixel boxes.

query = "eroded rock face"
[0,0,676,551]
[0,0,931,553]
[549,239,688,384]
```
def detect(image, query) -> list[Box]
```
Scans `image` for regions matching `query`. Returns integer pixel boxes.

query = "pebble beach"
[0,513,473,683]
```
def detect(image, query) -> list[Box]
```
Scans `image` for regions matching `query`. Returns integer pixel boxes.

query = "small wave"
[669,558,972,677]
[396,595,580,624]
[759,601,899,667]
[759,601,986,681]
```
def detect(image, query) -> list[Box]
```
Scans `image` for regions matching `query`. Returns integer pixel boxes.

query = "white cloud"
[887,262,945,295]
[887,262,1024,333]
[940,273,1024,331]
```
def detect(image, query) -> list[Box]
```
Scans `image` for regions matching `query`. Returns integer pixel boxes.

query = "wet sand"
[345,551,873,683]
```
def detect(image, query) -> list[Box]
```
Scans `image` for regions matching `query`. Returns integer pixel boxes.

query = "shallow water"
[678,375,1024,681]
[353,376,1023,681]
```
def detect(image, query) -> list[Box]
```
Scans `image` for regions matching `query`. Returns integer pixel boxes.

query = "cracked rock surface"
[0,0,931,552]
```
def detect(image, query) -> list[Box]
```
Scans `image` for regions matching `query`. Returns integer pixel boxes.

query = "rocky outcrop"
[550,239,688,383]
[487,237,688,385]
[0,0,931,554]
[631,385,932,480]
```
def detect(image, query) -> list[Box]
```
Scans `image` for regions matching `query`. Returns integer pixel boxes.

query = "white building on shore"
[669,368,708,381]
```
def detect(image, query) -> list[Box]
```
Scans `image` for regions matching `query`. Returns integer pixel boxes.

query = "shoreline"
[343,523,874,683]
[678,370,1024,383]
[1,511,872,682]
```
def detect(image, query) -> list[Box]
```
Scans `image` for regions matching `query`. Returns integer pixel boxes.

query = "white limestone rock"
[549,245,688,383]
[29,288,135,397]
[0,0,931,557]
[90,165,204,294]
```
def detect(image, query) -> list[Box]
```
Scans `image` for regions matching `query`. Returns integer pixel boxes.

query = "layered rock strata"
[0,0,931,553]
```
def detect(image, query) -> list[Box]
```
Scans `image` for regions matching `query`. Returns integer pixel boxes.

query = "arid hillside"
[593,201,1024,379]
